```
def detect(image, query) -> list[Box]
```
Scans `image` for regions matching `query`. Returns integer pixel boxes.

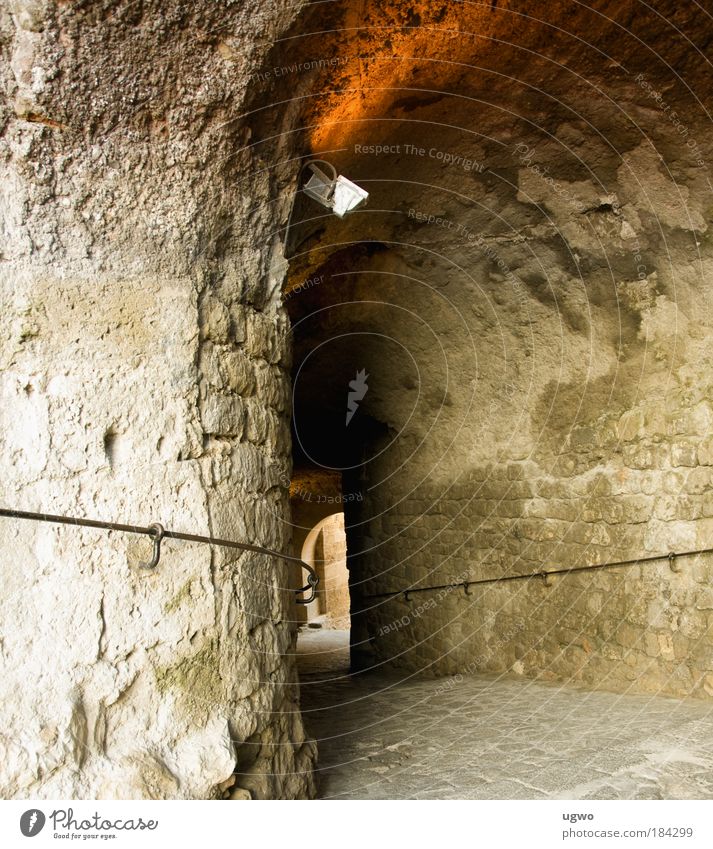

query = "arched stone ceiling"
[240,1,713,497]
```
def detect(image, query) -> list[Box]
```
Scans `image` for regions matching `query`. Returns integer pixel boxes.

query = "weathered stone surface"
[0,0,315,800]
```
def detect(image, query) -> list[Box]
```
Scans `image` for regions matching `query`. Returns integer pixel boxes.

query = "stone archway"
[299,513,350,627]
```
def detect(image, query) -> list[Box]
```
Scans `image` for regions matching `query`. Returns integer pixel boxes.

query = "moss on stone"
[164,579,194,614]
[154,641,223,717]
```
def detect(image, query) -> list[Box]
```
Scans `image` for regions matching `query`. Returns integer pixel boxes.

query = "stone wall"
[318,513,350,628]
[332,129,713,697]
[0,0,315,799]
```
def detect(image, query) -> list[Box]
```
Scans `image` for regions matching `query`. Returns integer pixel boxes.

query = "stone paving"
[296,629,713,800]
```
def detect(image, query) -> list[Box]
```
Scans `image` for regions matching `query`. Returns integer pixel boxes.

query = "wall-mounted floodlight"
[302,159,369,218]
[283,159,369,260]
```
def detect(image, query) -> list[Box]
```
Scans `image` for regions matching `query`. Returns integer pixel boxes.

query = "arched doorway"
[290,475,352,673]
[289,468,351,632]
[300,513,350,628]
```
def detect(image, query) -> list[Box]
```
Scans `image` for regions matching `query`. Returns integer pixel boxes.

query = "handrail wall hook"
[303,572,320,604]
[139,523,165,570]
[296,570,319,604]
[668,551,681,573]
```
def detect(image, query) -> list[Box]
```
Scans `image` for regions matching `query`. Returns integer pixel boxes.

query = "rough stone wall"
[0,0,316,799]
[329,131,713,697]
[319,513,350,628]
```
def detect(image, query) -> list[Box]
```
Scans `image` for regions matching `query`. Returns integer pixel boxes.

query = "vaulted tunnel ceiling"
[245,0,713,489]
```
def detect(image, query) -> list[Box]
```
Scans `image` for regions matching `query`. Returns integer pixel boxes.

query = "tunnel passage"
[257,0,713,697]
[3,0,713,805]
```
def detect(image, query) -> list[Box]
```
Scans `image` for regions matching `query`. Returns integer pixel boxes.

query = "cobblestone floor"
[296,629,713,800]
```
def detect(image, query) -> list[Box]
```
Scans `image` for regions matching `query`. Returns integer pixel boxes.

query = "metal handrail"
[0,508,319,604]
[361,545,713,601]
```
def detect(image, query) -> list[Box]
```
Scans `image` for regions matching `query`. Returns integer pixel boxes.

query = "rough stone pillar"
[0,0,315,799]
